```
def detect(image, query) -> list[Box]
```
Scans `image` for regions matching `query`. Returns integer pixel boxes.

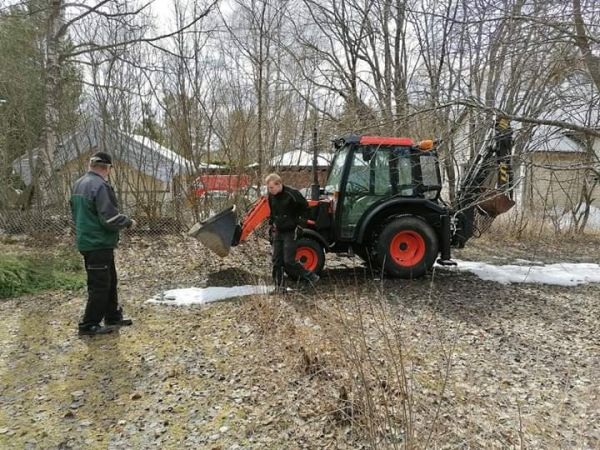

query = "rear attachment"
[188,206,239,257]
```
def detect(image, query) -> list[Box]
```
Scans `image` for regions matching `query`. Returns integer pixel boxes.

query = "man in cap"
[70,151,136,335]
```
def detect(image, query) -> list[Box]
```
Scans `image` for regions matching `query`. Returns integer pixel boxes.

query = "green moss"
[0,251,85,299]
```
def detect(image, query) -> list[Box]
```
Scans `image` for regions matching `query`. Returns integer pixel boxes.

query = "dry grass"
[489,209,600,241]
[0,234,598,448]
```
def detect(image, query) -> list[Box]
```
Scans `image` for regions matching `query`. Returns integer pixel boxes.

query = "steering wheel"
[346,180,369,195]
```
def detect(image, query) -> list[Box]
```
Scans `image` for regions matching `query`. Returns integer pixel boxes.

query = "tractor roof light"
[418,140,434,151]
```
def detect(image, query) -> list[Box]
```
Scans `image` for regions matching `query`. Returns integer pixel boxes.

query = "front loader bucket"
[188,206,238,257]
[479,191,515,217]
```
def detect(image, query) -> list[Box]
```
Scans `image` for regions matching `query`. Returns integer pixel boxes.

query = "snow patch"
[448,260,600,286]
[147,285,272,306]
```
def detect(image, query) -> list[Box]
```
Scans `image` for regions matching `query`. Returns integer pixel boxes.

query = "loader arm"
[457,118,514,210]
[239,196,271,242]
[453,117,515,247]
[237,196,319,243]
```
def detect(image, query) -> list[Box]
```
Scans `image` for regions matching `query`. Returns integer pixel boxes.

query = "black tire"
[376,216,438,278]
[286,238,326,280]
[354,244,368,261]
[354,244,377,266]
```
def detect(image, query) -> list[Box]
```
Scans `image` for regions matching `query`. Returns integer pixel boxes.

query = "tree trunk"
[44,0,63,206]
[573,0,600,94]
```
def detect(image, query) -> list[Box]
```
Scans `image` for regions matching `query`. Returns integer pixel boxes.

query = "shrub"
[0,251,85,299]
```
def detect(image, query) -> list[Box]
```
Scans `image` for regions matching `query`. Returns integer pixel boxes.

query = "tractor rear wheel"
[376,216,438,278]
[286,238,326,280]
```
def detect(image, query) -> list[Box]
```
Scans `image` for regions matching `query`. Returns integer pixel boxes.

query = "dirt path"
[0,235,598,448]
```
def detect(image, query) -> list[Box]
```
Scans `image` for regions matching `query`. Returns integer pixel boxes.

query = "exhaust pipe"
[310,126,320,201]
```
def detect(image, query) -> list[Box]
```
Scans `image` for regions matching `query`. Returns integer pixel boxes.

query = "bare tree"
[35,0,216,206]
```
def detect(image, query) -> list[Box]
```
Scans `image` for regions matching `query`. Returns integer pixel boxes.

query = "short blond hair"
[264,173,282,185]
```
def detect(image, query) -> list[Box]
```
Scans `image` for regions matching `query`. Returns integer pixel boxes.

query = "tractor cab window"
[324,145,350,194]
[340,145,401,238]
[373,150,392,194]
[419,153,441,199]
[344,148,371,194]
[391,146,415,196]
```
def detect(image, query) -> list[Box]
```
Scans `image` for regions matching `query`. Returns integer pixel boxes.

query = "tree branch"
[60,0,218,60]
[456,99,600,138]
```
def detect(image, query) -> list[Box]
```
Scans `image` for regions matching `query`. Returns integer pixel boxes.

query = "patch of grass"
[0,250,85,299]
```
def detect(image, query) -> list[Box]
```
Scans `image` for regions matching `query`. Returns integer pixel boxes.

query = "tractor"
[189,118,514,279]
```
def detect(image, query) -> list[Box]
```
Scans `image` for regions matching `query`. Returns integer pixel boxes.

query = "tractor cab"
[323,135,443,242]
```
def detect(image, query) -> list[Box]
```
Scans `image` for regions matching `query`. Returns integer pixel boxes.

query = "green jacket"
[70,171,132,252]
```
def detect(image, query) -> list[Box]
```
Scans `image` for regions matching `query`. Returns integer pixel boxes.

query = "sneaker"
[305,272,320,284]
[105,307,133,326]
[105,318,133,326]
[78,324,114,336]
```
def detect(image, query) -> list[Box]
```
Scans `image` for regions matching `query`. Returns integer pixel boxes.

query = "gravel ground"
[0,233,598,449]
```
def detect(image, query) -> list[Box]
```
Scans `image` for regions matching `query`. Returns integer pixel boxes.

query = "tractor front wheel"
[376,216,438,278]
[286,238,326,280]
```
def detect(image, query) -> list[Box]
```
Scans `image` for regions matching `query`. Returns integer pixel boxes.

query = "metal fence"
[2,133,598,239]
[0,188,265,238]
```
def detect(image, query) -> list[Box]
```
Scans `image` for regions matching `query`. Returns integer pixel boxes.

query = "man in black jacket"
[266,173,319,291]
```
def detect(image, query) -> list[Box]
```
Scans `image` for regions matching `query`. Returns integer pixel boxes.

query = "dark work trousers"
[80,249,121,327]
[272,230,308,287]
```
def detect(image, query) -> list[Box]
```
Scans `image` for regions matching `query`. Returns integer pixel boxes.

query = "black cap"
[90,151,112,165]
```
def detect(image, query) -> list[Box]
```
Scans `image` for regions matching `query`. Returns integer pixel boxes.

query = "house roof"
[528,72,600,154]
[128,134,221,172]
[542,72,600,126]
[269,149,333,168]
[12,121,217,185]
[528,125,586,153]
